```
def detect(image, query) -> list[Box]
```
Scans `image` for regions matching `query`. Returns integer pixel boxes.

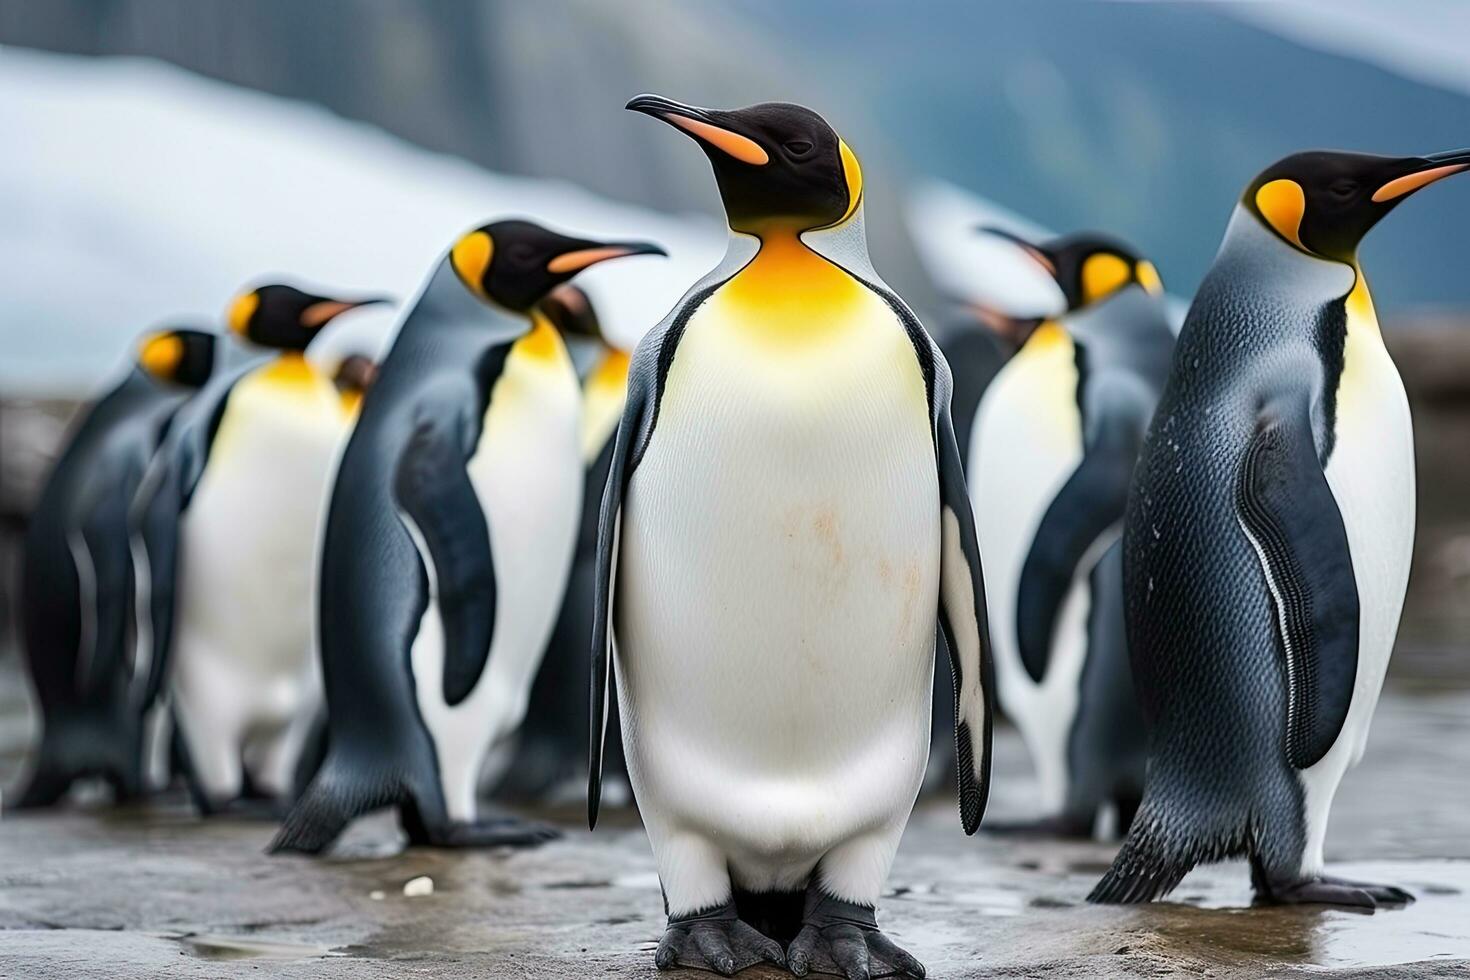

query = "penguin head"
[226,284,390,351]
[449,220,666,314]
[627,94,862,234]
[1245,148,1470,263]
[136,328,217,388]
[538,283,604,342]
[979,227,1163,312]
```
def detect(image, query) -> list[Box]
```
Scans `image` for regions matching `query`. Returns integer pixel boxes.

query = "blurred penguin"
[12,329,219,809]
[271,221,664,854]
[131,285,387,814]
[970,229,1173,837]
[495,284,631,805]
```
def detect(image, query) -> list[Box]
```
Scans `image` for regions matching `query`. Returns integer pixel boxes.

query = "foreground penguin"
[592,96,993,978]
[271,220,664,853]
[13,329,218,808]
[1092,148,1470,907]
[499,284,630,803]
[132,286,383,813]
[970,230,1173,837]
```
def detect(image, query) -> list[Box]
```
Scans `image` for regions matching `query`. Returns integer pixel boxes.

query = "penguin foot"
[427,816,561,848]
[981,814,1094,840]
[1260,875,1414,910]
[654,901,784,976]
[787,893,924,980]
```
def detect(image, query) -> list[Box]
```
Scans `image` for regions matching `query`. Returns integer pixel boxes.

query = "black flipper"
[75,489,133,698]
[1235,401,1359,770]
[935,401,995,835]
[130,378,234,712]
[587,375,646,830]
[393,416,496,707]
[1015,433,1135,684]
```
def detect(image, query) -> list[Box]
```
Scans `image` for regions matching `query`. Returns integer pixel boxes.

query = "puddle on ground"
[1133,860,1470,969]
[165,932,344,961]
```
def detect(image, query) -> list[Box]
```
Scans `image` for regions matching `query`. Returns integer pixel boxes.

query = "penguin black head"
[137,328,217,388]
[1244,148,1470,263]
[449,220,666,314]
[538,283,604,342]
[226,284,390,351]
[979,227,1163,311]
[627,94,862,234]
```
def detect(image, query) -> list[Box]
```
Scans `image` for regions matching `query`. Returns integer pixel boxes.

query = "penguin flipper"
[588,372,648,831]
[935,398,995,835]
[1015,432,1135,683]
[393,417,496,708]
[130,376,234,710]
[75,488,133,697]
[1235,403,1359,770]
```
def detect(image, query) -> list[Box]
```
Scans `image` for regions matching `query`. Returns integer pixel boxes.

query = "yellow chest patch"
[209,354,346,460]
[1336,272,1396,420]
[994,320,1081,445]
[487,313,579,429]
[581,349,629,463]
[709,233,879,348]
[673,236,926,417]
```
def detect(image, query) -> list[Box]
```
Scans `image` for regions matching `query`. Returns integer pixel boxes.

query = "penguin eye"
[509,243,537,264]
[783,139,814,157]
[1329,179,1359,200]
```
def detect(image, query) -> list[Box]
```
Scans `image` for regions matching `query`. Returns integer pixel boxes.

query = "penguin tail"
[268,754,400,855]
[1088,789,1229,904]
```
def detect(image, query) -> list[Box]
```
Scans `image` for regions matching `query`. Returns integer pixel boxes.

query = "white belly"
[616,301,938,884]
[1299,317,1415,871]
[173,372,344,729]
[969,326,1087,811]
[410,352,582,820]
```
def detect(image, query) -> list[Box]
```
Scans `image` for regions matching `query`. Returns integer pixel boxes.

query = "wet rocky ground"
[1,651,1467,979]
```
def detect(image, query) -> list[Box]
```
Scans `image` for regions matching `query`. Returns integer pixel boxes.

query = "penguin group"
[10,89,1466,978]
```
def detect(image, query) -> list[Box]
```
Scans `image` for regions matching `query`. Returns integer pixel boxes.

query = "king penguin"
[969,229,1173,837]
[1091,148,1470,907]
[589,95,994,979]
[131,285,385,813]
[498,284,631,803]
[270,220,664,853]
[13,328,218,808]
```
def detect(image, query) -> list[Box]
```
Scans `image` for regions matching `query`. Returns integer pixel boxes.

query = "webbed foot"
[787,892,924,980]
[654,901,784,975]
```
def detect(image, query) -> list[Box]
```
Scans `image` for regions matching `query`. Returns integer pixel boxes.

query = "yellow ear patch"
[667,115,769,165]
[451,230,494,300]
[838,139,863,224]
[1081,253,1132,305]
[1255,178,1306,250]
[139,333,185,378]
[227,292,259,336]
[1135,260,1164,296]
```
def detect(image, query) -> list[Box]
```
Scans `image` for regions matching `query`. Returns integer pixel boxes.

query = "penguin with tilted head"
[131,285,385,813]
[969,229,1173,838]
[498,284,631,803]
[1091,148,1470,908]
[271,221,664,853]
[591,96,993,979]
[13,329,218,808]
